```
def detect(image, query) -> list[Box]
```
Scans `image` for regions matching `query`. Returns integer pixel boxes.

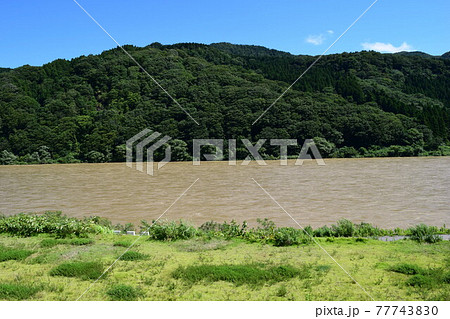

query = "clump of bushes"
[0,246,33,262]
[332,219,355,237]
[408,224,442,243]
[142,220,197,241]
[135,218,448,246]
[2,213,449,246]
[314,219,386,237]
[199,220,247,239]
[106,284,141,301]
[199,219,312,247]
[0,212,112,237]
[196,219,387,245]
[173,264,312,286]
[49,261,105,280]
[273,227,311,246]
[406,275,432,288]
[120,251,148,261]
[242,218,276,243]
[389,263,450,289]
[0,283,41,300]
[313,225,334,237]
[390,263,423,275]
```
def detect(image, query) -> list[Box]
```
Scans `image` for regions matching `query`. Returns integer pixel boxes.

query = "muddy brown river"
[1,157,449,229]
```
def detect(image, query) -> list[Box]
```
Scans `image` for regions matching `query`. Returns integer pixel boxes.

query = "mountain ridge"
[0,42,449,164]
[4,42,449,69]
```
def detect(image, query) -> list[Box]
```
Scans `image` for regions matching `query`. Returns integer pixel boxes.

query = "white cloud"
[361,41,413,53]
[305,30,334,45]
[306,34,325,45]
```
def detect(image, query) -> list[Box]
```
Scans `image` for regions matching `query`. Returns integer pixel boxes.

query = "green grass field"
[0,234,449,301]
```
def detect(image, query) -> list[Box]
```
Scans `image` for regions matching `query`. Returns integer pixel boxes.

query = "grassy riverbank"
[0,214,449,301]
[0,234,449,301]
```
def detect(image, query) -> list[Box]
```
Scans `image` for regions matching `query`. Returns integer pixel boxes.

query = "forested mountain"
[1,42,449,164]
[210,42,292,57]
[394,51,433,58]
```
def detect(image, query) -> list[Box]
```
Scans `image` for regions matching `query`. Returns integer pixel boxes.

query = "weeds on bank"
[113,240,133,247]
[390,263,423,275]
[141,220,197,241]
[1,213,449,247]
[49,261,105,280]
[390,263,450,288]
[40,239,61,248]
[120,251,148,261]
[138,218,448,246]
[40,238,94,248]
[172,264,313,286]
[175,238,230,252]
[0,283,41,300]
[0,245,33,262]
[106,284,141,301]
[408,224,442,243]
[0,212,111,237]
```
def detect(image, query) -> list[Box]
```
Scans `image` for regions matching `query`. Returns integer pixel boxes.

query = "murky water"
[1,157,449,228]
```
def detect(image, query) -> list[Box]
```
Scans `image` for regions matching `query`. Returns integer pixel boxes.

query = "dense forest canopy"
[1,42,450,164]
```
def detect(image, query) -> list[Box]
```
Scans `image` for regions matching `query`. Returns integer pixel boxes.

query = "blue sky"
[1,0,449,68]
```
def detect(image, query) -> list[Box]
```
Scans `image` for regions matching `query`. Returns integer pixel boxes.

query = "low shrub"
[40,238,93,247]
[49,261,105,280]
[332,219,355,237]
[406,274,432,287]
[120,251,148,261]
[1,214,449,246]
[390,263,423,275]
[443,272,450,284]
[113,241,132,247]
[199,220,247,239]
[390,264,450,289]
[69,238,94,245]
[354,223,384,237]
[40,239,62,248]
[276,284,287,297]
[106,284,140,301]
[408,224,442,243]
[273,227,311,246]
[173,264,311,286]
[314,221,391,238]
[143,220,197,241]
[0,247,33,262]
[0,283,40,300]
[0,212,112,237]
[314,225,333,237]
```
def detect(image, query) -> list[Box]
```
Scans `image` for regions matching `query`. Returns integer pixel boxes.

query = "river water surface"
[1,157,449,228]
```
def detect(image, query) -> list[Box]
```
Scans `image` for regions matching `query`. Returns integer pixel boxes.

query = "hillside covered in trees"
[1,42,449,164]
